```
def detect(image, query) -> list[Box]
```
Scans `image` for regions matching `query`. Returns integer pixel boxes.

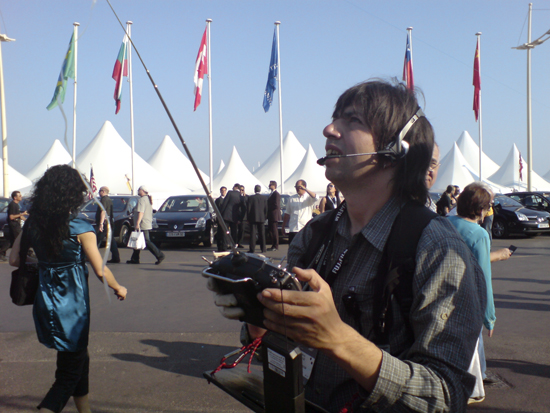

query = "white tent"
[1,166,33,196]
[147,135,209,192]
[216,159,225,176]
[283,144,330,195]
[76,121,189,208]
[433,143,506,194]
[25,139,72,182]
[212,146,268,193]
[544,168,550,183]
[253,130,306,188]
[455,131,500,178]
[488,144,550,191]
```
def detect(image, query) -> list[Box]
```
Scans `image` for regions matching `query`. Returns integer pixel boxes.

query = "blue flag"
[263,28,278,112]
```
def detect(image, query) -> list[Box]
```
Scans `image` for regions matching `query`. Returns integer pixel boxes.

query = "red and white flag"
[112,34,129,114]
[194,27,208,111]
[89,166,97,199]
[473,37,481,121]
[519,152,524,182]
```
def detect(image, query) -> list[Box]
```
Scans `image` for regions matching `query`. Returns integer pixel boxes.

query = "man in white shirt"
[282,179,317,243]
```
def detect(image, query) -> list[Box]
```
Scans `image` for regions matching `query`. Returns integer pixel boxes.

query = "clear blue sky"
[2,0,550,179]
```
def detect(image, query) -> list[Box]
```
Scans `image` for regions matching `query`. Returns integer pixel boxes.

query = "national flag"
[402,32,414,91]
[194,27,208,111]
[89,166,97,199]
[46,32,76,110]
[473,37,481,121]
[125,174,132,192]
[519,152,524,181]
[263,28,278,112]
[112,34,129,114]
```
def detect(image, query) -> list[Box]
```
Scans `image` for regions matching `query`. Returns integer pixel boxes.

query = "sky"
[2,0,550,185]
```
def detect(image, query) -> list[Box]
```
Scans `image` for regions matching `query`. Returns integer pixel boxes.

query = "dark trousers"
[249,222,266,253]
[482,214,494,243]
[39,349,89,413]
[237,221,245,246]
[96,225,120,261]
[130,230,164,262]
[9,223,21,247]
[216,224,227,251]
[268,220,279,249]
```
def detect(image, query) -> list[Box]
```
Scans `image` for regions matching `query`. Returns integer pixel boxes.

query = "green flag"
[46,32,76,110]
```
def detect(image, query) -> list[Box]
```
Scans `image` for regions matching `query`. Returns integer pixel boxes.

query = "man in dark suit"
[236,185,249,249]
[247,185,268,253]
[220,183,242,248]
[215,186,227,251]
[267,180,281,251]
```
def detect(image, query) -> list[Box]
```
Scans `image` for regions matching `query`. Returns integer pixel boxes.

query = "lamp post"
[512,3,550,190]
[0,32,15,198]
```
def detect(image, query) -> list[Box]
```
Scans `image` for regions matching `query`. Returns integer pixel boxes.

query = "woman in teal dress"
[10,165,127,413]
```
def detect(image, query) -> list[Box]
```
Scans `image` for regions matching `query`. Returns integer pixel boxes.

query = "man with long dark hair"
[212,79,485,411]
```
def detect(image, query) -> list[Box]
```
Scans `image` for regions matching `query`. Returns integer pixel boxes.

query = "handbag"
[128,230,146,250]
[10,224,39,306]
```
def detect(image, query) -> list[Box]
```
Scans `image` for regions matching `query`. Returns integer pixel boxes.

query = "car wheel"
[492,219,507,239]
[203,226,214,247]
[119,224,131,247]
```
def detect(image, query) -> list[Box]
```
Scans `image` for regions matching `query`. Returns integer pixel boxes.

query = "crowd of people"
[8,77,518,413]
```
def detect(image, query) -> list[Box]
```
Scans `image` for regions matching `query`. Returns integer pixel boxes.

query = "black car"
[150,195,217,247]
[492,195,550,238]
[505,191,550,215]
[77,195,139,246]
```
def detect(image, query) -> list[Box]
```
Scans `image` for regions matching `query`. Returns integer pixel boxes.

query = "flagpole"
[206,19,213,193]
[127,21,135,195]
[0,30,14,198]
[526,3,533,191]
[72,22,79,168]
[275,21,284,194]
[476,32,483,182]
[407,26,413,72]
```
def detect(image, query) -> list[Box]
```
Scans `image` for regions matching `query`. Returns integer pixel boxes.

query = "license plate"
[284,228,289,234]
[538,223,549,228]
[167,231,186,237]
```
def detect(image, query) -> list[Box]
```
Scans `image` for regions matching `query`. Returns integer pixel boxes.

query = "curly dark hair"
[27,165,88,258]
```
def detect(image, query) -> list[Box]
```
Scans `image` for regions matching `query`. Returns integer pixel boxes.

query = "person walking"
[247,185,268,253]
[9,165,127,413]
[266,180,281,251]
[127,186,165,265]
[95,186,120,263]
[8,190,28,247]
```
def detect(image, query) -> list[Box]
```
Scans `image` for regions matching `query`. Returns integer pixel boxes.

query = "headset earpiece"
[378,108,424,162]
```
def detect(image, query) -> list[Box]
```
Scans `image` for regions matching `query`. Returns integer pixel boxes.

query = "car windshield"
[495,196,523,208]
[160,196,208,212]
[0,199,9,212]
[81,197,131,212]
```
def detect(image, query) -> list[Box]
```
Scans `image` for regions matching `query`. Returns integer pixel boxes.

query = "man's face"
[15,193,22,202]
[425,145,440,190]
[322,105,378,184]
[138,188,145,196]
[99,189,106,197]
[269,183,276,191]
[295,181,306,195]
[240,186,245,195]
[220,188,227,197]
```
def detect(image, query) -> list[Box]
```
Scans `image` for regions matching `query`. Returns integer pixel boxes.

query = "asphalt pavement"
[1,236,549,412]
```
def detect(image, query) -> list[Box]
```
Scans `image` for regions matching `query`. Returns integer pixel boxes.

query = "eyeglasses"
[429,160,440,170]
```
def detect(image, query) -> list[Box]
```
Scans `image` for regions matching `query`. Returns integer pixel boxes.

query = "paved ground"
[1,236,549,412]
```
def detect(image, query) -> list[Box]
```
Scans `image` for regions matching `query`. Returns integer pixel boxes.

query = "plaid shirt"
[288,197,486,412]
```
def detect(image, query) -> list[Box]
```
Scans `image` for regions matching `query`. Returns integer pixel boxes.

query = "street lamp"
[512,3,550,191]
[0,32,15,198]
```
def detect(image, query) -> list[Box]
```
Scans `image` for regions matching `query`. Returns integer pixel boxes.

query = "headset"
[317,108,425,166]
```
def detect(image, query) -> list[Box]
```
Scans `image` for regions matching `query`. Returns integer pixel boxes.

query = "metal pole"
[127,21,135,195]
[527,3,533,191]
[72,23,79,169]
[0,32,14,197]
[207,19,213,193]
[275,21,284,194]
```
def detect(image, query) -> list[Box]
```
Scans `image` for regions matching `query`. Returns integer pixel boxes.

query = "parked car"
[150,195,217,247]
[492,194,550,238]
[77,195,139,246]
[505,191,550,215]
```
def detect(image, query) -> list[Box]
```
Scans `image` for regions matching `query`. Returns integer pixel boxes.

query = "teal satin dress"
[31,219,93,352]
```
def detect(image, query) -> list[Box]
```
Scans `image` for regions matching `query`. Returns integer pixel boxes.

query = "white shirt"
[286,193,317,232]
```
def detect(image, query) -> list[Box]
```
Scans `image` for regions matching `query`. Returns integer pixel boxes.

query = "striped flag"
[263,28,278,112]
[112,35,129,114]
[89,166,97,199]
[402,31,414,91]
[519,152,524,181]
[47,32,76,110]
[473,37,481,121]
[194,27,208,111]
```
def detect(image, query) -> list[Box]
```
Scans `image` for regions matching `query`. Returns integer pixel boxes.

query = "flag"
[112,35,129,114]
[89,166,97,199]
[194,27,208,111]
[473,37,481,121]
[402,32,414,91]
[46,32,76,110]
[519,152,524,181]
[125,174,132,192]
[263,28,278,112]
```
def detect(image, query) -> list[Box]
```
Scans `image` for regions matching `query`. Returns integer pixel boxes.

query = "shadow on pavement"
[111,339,239,378]
[488,359,550,380]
